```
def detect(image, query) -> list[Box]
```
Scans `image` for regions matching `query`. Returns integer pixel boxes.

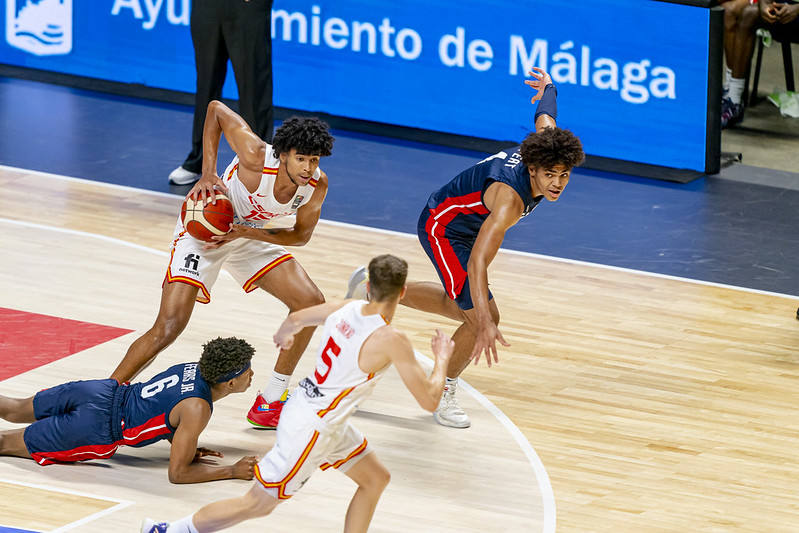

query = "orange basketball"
[181,192,235,242]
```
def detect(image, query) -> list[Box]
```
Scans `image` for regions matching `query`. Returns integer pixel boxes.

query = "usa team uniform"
[418,146,543,310]
[166,146,321,303]
[253,301,388,500]
[24,363,212,465]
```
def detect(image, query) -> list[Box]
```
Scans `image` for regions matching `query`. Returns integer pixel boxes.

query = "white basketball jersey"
[298,301,390,425]
[221,144,320,228]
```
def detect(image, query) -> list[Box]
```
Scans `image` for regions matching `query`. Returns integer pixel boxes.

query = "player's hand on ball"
[233,455,259,480]
[431,329,454,364]
[188,172,228,205]
[470,321,510,368]
[525,67,553,104]
[205,223,248,249]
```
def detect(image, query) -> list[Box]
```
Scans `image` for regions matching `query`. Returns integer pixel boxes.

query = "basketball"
[181,192,235,242]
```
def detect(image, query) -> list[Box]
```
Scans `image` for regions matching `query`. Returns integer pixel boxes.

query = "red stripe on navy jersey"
[122,413,170,446]
[31,443,120,465]
[424,191,488,299]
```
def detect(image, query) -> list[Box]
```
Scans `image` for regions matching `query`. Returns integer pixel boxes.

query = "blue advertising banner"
[1,0,712,171]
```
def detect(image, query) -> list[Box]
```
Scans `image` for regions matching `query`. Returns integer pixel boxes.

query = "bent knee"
[362,463,391,493]
[289,287,325,311]
[242,486,278,518]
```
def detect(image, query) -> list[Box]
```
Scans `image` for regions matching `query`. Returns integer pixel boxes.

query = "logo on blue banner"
[6,0,72,56]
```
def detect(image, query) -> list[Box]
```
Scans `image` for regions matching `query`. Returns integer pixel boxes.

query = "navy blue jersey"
[121,362,213,448]
[425,146,543,241]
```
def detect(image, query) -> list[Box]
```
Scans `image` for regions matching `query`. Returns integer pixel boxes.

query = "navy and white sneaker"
[721,97,744,128]
[141,518,169,533]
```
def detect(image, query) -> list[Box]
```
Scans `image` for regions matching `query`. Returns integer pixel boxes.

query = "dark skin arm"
[167,398,257,484]
[467,184,524,365]
[187,100,268,205]
[205,171,329,249]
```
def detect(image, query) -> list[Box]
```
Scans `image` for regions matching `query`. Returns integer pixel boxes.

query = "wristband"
[534,83,558,122]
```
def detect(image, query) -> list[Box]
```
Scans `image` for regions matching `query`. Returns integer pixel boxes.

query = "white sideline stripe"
[5,162,796,300]
[0,478,133,532]
[414,350,556,533]
[0,213,559,532]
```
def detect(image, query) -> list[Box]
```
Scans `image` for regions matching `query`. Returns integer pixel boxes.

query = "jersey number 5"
[314,337,342,385]
[141,375,179,398]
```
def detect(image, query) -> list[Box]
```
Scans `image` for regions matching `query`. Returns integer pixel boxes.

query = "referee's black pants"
[182,0,274,174]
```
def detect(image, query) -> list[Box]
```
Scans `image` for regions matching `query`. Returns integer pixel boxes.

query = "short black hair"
[272,117,334,157]
[368,254,408,302]
[520,127,585,170]
[198,337,254,384]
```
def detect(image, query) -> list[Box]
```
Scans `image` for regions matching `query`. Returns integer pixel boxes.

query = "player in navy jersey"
[347,68,585,428]
[0,337,258,484]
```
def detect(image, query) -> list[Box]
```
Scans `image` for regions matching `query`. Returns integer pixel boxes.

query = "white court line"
[0,478,133,532]
[4,163,796,300]
[0,217,558,533]
[414,351,556,533]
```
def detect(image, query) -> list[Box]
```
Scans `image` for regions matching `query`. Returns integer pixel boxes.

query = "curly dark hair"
[198,337,254,384]
[368,254,408,302]
[520,127,585,170]
[272,116,334,157]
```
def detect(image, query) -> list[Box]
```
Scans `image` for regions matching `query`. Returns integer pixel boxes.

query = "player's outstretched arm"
[273,298,349,351]
[187,100,267,205]
[380,329,453,412]
[167,399,257,484]
[525,67,557,131]
[467,185,519,367]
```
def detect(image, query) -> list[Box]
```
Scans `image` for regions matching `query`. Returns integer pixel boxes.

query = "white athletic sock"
[728,77,745,105]
[166,516,198,533]
[445,377,458,392]
[724,66,732,91]
[264,371,291,403]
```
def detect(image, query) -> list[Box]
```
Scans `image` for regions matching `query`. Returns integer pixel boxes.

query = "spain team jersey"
[297,300,389,426]
[424,146,543,242]
[122,362,213,447]
[220,143,320,229]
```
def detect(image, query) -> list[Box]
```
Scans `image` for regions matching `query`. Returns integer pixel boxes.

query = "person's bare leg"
[254,259,325,376]
[0,395,35,423]
[0,429,32,459]
[731,4,760,79]
[191,484,278,532]
[110,282,198,383]
[342,453,391,533]
[401,281,466,322]
[446,302,501,378]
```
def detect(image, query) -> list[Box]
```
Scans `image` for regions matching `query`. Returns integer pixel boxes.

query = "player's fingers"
[497,330,511,347]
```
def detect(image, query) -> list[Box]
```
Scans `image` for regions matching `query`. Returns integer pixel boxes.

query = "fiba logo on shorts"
[6,0,72,56]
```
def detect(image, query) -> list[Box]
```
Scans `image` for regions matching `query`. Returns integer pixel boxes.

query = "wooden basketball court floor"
[1,166,798,532]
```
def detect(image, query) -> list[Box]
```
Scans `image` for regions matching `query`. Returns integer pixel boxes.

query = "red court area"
[0,308,132,381]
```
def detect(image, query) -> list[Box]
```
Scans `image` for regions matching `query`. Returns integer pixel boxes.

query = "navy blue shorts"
[24,379,125,465]
[417,207,492,311]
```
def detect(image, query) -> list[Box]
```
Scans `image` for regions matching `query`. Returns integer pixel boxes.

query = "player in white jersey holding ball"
[111,100,334,429]
[142,254,454,533]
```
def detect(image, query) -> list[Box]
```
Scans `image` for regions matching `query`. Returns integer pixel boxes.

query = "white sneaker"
[141,518,169,533]
[168,165,200,185]
[345,265,368,300]
[433,386,471,428]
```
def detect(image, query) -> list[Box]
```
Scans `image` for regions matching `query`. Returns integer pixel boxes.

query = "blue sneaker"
[141,518,169,533]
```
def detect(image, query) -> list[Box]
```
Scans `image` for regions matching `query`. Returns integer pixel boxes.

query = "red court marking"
[0,308,133,381]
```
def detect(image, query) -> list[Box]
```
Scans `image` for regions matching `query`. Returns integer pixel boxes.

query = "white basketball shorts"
[164,226,293,304]
[253,393,372,500]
